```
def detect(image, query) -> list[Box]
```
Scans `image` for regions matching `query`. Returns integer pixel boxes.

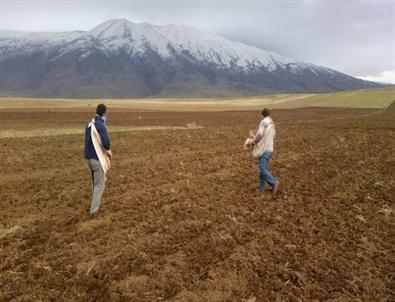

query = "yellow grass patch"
[0,125,201,138]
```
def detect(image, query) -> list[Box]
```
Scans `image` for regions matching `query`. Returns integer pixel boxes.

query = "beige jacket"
[252,116,276,158]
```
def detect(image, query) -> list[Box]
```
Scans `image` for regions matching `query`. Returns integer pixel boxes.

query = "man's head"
[96,104,107,117]
[261,108,270,117]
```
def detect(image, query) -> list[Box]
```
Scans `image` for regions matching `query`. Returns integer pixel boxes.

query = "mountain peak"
[88,18,135,38]
[0,18,381,98]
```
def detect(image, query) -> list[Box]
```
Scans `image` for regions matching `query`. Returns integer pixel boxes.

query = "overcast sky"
[1,0,394,83]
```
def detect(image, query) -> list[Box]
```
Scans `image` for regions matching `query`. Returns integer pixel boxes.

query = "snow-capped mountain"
[0,18,381,98]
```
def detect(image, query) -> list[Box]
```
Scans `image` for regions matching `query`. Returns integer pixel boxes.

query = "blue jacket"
[84,115,111,160]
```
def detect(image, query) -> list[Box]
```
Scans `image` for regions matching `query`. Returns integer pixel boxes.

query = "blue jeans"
[259,152,276,192]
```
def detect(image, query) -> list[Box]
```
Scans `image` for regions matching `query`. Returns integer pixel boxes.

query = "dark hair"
[96,104,107,116]
[261,108,270,117]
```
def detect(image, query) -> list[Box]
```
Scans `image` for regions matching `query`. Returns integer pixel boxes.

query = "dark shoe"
[89,211,99,219]
[273,180,280,195]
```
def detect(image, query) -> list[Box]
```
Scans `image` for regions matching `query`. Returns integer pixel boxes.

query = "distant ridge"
[0,18,383,98]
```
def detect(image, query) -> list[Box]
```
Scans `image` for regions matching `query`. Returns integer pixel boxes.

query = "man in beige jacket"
[251,108,279,194]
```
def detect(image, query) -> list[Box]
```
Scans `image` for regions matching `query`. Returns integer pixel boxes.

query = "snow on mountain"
[0,19,381,98]
[0,30,83,58]
[1,30,84,42]
[86,19,325,73]
[1,19,329,74]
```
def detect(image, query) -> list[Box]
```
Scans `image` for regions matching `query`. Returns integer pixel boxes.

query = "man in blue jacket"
[85,104,112,215]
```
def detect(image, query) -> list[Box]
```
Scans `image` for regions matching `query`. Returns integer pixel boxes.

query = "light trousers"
[87,159,106,214]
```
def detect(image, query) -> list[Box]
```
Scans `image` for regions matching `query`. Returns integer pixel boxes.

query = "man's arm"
[252,120,266,144]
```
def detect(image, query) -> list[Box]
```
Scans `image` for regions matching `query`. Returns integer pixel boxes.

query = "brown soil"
[0,108,394,301]
[386,100,395,112]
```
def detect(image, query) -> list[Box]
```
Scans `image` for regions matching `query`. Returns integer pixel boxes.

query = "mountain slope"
[0,19,382,98]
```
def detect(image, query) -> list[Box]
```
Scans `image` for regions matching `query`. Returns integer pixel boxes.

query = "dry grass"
[0,125,202,138]
[0,225,22,239]
[1,87,394,112]
[0,94,310,111]
[185,122,203,129]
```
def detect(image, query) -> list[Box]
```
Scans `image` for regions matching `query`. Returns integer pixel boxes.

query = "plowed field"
[1,107,394,301]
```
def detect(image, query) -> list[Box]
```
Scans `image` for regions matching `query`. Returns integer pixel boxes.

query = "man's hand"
[249,130,257,145]
[106,149,113,160]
